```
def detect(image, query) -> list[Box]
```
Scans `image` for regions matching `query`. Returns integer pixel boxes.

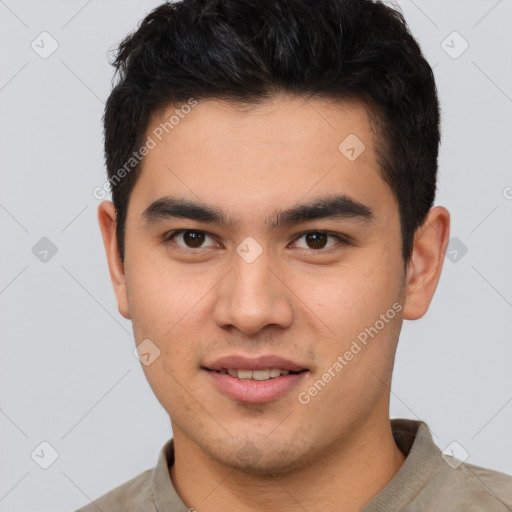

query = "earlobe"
[402,206,450,320]
[97,201,131,320]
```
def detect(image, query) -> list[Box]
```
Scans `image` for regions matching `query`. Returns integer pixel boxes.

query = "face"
[109,94,410,475]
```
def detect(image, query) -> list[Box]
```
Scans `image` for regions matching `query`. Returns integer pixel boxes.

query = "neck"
[169,411,406,512]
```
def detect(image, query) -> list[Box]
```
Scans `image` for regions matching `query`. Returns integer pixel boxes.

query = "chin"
[207,439,312,478]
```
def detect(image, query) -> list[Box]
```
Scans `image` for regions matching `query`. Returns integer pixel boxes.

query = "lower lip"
[204,369,308,404]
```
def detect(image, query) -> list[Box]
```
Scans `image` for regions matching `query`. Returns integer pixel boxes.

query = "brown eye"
[182,230,206,248]
[164,230,217,250]
[304,232,328,249]
[293,231,345,251]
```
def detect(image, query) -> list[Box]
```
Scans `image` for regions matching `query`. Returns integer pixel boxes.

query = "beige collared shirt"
[75,419,512,511]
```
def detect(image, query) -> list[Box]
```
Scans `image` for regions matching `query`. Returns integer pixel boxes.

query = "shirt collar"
[361,419,444,511]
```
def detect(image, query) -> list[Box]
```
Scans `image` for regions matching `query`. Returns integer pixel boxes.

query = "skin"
[98,93,450,511]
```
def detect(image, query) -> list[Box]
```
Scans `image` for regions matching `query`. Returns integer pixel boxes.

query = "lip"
[203,368,309,404]
[203,354,307,372]
[202,354,310,404]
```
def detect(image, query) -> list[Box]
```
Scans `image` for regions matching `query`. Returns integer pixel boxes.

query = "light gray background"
[1,0,511,510]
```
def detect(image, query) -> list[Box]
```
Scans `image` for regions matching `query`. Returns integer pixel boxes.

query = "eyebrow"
[142,194,374,230]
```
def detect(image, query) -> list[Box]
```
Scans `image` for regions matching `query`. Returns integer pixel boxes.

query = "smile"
[212,368,303,380]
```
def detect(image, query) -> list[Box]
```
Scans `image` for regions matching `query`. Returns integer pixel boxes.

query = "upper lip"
[203,355,308,372]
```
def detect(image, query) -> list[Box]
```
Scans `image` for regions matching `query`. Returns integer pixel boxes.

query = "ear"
[97,201,131,319]
[402,206,450,320]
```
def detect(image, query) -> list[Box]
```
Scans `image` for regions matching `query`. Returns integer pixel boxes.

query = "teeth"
[252,369,270,381]
[237,369,253,380]
[220,368,292,380]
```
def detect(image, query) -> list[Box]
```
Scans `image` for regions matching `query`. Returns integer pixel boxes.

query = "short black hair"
[103,0,440,268]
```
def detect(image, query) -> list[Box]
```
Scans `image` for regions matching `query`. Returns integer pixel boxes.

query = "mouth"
[201,355,310,404]
[206,368,307,380]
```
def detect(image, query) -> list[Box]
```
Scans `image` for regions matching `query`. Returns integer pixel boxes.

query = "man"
[78,0,512,510]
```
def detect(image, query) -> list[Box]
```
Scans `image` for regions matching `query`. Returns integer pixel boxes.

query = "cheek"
[301,265,402,413]
[126,254,209,333]
[301,257,399,329]
[293,258,403,384]
[125,265,201,379]
[128,267,209,414]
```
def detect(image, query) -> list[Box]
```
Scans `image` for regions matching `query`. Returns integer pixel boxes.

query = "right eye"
[163,229,221,251]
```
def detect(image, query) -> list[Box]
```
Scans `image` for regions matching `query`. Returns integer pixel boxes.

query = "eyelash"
[161,229,353,254]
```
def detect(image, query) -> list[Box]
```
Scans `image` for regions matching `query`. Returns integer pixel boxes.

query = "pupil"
[184,230,205,248]
[306,232,326,249]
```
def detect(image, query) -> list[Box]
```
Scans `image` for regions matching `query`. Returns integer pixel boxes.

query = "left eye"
[291,232,346,250]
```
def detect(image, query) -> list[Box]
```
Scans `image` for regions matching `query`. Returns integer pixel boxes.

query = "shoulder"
[460,460,512,505]
[392,419,512,510]
[75,467,155,512]
[424,458,512,510]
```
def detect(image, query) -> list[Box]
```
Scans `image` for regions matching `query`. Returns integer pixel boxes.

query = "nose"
[212,247,294,335]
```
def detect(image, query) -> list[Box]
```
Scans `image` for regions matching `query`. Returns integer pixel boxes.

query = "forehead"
[130,94,397,228]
